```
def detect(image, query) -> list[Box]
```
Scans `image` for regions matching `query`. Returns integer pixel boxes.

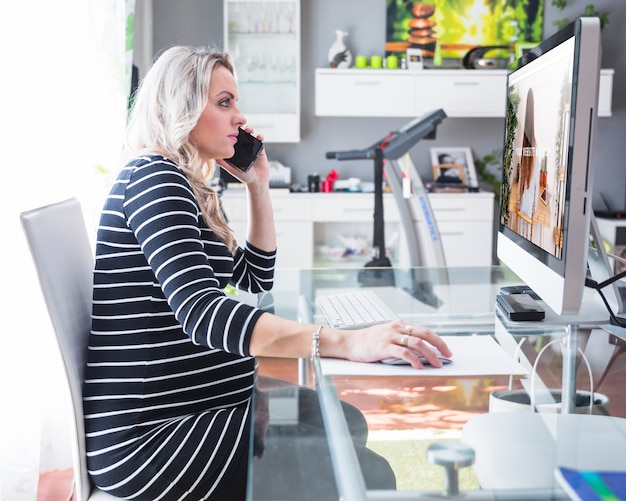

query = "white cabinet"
[224,0,300,142]
[413,71,505,117]
[224,191,312,269]
[315,68,614,118]
[314,71,416,117]
[428,194,494,267]
[220,191,494,269]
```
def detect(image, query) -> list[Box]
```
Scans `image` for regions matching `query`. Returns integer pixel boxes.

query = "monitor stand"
[495,215,624,414]
[538,291,612,326]
[498,214,624,328]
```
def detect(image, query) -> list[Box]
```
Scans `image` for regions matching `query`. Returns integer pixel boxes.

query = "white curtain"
[0,0,135,493]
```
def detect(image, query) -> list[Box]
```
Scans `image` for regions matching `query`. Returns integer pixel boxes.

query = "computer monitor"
[497,17,602,316]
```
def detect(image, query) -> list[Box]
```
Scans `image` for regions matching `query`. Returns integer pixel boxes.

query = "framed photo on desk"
[432,163,465,183]
[430,147,478,189]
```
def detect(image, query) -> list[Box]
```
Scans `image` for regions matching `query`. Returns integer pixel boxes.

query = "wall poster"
[386,0,544,60]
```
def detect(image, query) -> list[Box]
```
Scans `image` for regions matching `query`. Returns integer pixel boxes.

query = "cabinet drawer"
[429,194,494,221]
[221,194,247,221]
[312,194,400,222]
[415,72,506,117]
[221,193,312,221]
[247,113,300,143]
[230,220,312,269]
[275,221,312,268]
[316,70,415,117]
[271,196,312,221]
[439,221,493,266]
[229,221,246,246]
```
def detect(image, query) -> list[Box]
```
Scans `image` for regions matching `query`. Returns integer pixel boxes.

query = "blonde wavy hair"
[122,45,237,252]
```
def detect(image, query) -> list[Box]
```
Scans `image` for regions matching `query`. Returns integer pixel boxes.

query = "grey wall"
[147,0,625,211]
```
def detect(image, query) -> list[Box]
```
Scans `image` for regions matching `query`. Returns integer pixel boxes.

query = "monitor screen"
[497,17,602,316]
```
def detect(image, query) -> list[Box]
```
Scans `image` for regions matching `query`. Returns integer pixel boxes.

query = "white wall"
[148,0,626,211]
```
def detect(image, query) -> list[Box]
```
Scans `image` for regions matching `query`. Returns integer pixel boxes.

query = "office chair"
[20,198,116,501]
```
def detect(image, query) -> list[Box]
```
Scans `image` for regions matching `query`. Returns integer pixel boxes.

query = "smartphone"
[225,128,264,172]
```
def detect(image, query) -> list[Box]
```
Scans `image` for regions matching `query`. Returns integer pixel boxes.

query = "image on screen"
[500,38,575,261]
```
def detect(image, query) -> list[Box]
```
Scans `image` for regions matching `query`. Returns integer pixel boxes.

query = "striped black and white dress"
[84,155,276,500]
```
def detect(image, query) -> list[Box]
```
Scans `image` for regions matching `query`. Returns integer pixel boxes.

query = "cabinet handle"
[440,231,465,236]
[435,208,464,212]
[355,81,382,86]
[453,81,480,86]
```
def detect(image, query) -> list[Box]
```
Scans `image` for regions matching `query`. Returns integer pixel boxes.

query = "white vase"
[328,29,352,68]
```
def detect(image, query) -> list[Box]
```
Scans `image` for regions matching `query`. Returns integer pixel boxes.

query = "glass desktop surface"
[249,266,626,501]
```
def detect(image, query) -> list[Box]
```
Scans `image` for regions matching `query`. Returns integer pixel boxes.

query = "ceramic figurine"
[328,29,352,68]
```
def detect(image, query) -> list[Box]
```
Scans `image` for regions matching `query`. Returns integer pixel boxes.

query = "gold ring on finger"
[401,334,410,347]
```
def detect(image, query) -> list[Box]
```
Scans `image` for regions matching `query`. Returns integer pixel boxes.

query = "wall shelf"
[315,68,614,118]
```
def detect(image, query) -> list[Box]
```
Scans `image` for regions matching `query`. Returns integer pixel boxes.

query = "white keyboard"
[316,289,398,329]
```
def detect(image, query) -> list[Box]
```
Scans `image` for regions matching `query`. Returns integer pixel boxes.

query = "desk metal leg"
[298,357,308,386]
[297,294,314,387]
[311,357,368,501]
[561,324,578,414]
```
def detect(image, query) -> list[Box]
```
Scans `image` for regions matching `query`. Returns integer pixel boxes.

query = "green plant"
[500,91,521,226]
[552,0,610,32]
[474,90,521,221]
[474,150,502,201]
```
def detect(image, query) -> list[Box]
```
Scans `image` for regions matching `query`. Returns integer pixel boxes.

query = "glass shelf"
[224,0,300,142]
[228,31,297,39]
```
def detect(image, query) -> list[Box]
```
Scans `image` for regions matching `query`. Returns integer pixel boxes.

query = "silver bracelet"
[311,325,322,360]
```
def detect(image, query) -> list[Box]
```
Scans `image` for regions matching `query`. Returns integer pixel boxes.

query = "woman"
[518,87,538,239]
[84,45,452,500]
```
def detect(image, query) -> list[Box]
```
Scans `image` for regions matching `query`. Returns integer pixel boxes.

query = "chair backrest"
[20,198,96,501]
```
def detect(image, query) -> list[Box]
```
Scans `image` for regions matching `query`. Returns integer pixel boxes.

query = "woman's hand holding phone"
[224,128,264,171]
[218,127,269,184]
[219,128,275,252]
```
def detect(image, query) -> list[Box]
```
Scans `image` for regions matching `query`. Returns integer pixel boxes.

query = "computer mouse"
[380,351,452,366]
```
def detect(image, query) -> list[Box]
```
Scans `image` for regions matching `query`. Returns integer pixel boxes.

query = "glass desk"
[249,266,626,501]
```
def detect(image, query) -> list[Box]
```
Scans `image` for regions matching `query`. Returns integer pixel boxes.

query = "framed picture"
[430,147,477,188]
[385,1,544,59]
[432,163,465,184]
